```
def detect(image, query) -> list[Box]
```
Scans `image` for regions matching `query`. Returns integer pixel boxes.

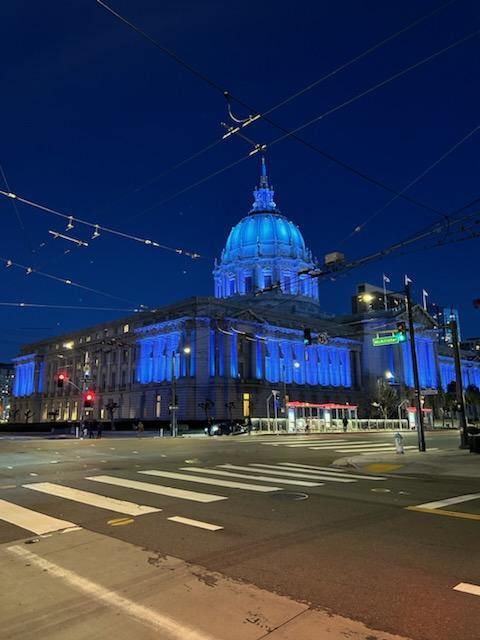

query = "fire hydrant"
[394,432,405,454]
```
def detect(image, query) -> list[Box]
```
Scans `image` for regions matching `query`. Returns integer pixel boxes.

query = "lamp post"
[170,346,190,438]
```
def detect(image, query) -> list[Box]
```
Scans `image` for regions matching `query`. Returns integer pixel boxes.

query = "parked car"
[204,421,246,436]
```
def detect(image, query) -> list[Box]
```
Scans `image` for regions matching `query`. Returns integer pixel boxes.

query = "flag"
[383,274,390,284]
[404,275,412,285]
[422,289,429,310]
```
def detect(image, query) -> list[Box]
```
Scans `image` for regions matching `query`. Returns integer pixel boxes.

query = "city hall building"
[10,163,480,424]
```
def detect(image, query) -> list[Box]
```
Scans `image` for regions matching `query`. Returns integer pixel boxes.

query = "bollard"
[394,432,404,454]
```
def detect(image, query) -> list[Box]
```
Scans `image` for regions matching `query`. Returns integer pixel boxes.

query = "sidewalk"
[334,448,480,478]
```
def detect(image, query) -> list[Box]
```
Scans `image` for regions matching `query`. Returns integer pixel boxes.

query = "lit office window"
[243,392,250,417]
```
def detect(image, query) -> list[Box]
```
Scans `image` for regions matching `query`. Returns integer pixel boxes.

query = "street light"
[293,361,300,369]
[385,370,394,380]
[171,346,191,437]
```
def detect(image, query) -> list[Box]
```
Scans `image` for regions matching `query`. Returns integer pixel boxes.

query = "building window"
[229,278,236,295]
[264,273,273,289]
[283,275,291,293]
[155,393,161,418]
[244,275,253,293]
[121,369,127,389]
[123,324,129,334]
[110,371,116,390]
[243,393,250,417]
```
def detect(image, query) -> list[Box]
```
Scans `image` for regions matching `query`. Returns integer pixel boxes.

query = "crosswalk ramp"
[0,463,386,540]
[259,438,433,454]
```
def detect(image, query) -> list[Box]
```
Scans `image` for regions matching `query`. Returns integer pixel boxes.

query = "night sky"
[1,0,479,361]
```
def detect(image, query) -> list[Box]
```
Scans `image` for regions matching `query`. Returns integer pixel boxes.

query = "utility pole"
[449,319,469,448]
[405,282,426,452]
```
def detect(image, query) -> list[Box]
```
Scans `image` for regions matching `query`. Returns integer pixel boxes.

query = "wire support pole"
[450,319,469,448]
[405,282,426,452]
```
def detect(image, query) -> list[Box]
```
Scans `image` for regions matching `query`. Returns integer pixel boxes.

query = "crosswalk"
[259,437,434,454]
[0,462,386,541]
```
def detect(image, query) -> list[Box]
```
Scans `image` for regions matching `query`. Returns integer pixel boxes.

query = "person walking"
[137,421,145,437]
[96,421,103,439]
[342,415,349,432]
[87,420,95,439]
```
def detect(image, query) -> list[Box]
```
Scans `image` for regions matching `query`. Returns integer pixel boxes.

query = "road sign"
[372,334,401,347]
[168,405,179,411]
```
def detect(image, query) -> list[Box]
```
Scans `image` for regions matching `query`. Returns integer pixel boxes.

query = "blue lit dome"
[222,212,309,262]
[213,158,319,302]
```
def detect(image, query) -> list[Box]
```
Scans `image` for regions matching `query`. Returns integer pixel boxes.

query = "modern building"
[461,337,480,354]
[0,363,14,421]
[9,161,480,424]
[352,283,405,314]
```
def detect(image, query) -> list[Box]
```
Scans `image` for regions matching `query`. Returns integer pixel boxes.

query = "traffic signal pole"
[450,319,469,448]
[405,283,426,452]
[170,351,177,438]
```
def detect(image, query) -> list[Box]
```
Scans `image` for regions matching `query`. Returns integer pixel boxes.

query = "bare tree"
[374,380,398,419]
[198,399,215,421]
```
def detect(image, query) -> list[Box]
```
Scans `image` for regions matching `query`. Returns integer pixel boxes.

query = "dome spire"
[251,156,277,213]
[260,155,269,188]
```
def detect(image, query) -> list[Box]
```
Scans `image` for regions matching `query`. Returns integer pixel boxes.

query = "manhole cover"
[271,492,309,501]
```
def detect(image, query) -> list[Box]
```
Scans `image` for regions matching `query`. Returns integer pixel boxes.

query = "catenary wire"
[0,255,146,307]
[0,189,203,259]
[343,123,480,239]
[96,0,465,220]
[129,27,480,220]
[0,302,143,312]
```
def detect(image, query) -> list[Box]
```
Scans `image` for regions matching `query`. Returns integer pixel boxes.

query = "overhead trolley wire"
[126,26,480,220]
[96,0,465,219]
[0,255,146,308]
[0,189,203,259]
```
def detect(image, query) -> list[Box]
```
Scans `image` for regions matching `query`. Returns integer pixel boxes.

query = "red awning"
[287,402,358,410]
[406,406,433,413]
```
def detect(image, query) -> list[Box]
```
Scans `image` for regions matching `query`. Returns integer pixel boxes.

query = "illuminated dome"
[213,158,319,301]
[222,212,309,262]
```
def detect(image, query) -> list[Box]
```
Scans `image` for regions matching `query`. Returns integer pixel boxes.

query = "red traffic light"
[83,390,96,407]
[57,372,67,388]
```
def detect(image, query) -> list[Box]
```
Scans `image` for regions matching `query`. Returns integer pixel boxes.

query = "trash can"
[469,434,480,454]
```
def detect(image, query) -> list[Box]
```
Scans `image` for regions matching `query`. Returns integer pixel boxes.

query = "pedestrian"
[342,416,349,432]
[87,421,95,439]
[245,416,252,434]
[96,421,103,439]
[137,421,145,437]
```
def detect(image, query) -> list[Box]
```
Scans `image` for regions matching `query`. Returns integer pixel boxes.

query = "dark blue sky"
[1,0,479,360]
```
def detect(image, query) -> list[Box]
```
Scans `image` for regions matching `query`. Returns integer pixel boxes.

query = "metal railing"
[251,418,410,434]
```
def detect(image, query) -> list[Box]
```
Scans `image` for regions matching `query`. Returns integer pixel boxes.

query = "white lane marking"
[286,440,350,448]
[86,476,226,503]
[278,463,386,480]
[307,442,395,450]
[453,582,480,597]
[413,493,480,510]
[219,464,355,483]
[179,467,321,487]
[0,498,77,535]
[7,545,219,640]
[23,482,160,516]
[332,446,418,452]
[167,516,223,531]
[140,470,280,493]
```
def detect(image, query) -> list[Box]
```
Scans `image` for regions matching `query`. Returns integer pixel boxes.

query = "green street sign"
[372,334,401,347]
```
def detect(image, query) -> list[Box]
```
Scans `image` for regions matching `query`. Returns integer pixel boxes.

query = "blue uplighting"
[13,355,35,397]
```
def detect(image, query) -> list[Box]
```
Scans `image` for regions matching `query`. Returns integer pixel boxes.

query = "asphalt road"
[1,430,479,640]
